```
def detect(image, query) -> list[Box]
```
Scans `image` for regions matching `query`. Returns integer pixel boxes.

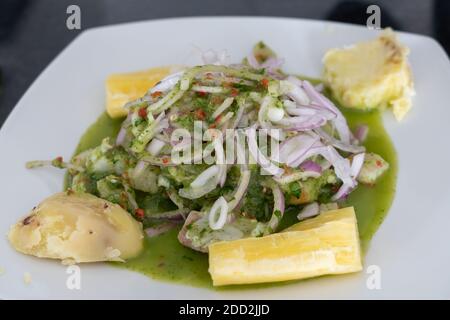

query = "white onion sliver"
[191,85,224,94]
[190,165,219,188]
[297,202,320,221]
[227,169,251,212]
[212,97,234,119]
[263,183,285,235]
[209,196,229,230]
[150,71,184,93]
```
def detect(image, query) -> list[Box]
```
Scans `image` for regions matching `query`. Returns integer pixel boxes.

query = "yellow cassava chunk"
[105,65,182,118]
[8,192,144,263]
[208,207,362,286]
[323,29,415,121]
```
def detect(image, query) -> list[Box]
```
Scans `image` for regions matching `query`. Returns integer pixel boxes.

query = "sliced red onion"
[285,106,316,116]
[133,160,147,177]
[209,196,229,230]
[275,114,327,131]
[227,169,251,212]
[285,144,355,199]
[297,202,320,221]
[115,127,127,146]
[278,133,320,166]
[146,138,166,156]
[354,124,369,143]
[247,127,284,176]
[145,222,180,238]
[246,53,260,69]
[261,57,285,71]
[177,211,207,253]
[285,104,336,121]
[302,80,353,144]
[315,83,324,92]
[315,128,365,154]
[350,153,365,178]
[299,160,322,173]
[247,53,284,72]
[285,76,310,105]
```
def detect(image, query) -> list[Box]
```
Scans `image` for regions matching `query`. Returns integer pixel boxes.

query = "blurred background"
[0,0,447,126]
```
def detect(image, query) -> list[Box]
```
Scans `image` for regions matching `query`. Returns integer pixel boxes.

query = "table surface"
[0,0,448,126]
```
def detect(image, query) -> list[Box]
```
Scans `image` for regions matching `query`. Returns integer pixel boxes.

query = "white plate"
[1,17,450,299]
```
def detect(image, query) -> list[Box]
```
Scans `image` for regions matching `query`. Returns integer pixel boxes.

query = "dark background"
[0,0,448,127]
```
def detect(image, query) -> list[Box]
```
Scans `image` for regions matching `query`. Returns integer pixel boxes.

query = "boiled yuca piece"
[106,65,183,118]
[323,29,414,121]
[208,207,362,286]
[8,192,144,263]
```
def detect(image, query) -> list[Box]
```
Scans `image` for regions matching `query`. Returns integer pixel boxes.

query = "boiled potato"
[8,192,144,263]
[323,28,415,121]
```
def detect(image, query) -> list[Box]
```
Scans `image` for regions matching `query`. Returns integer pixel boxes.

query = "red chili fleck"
[214,114,222,123]
[197,91,207,97]
[138,107,148,118]
[195,109,206,120]
[151,91,162,98]
[135,208,145,219]
[162,157,170,164]
[376,160,382,167]
[261,78,269,88]
[230,88,239,97]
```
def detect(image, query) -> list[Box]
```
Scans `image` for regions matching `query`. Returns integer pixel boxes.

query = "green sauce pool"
[68,104,397,289]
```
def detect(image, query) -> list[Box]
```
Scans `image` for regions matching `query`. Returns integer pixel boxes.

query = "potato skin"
[8,192,144,263]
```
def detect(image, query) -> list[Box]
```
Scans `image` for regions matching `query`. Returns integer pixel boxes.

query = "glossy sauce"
[70,103,397,289]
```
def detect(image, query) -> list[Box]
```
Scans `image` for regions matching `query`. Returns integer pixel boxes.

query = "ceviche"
[9,34,407,287]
